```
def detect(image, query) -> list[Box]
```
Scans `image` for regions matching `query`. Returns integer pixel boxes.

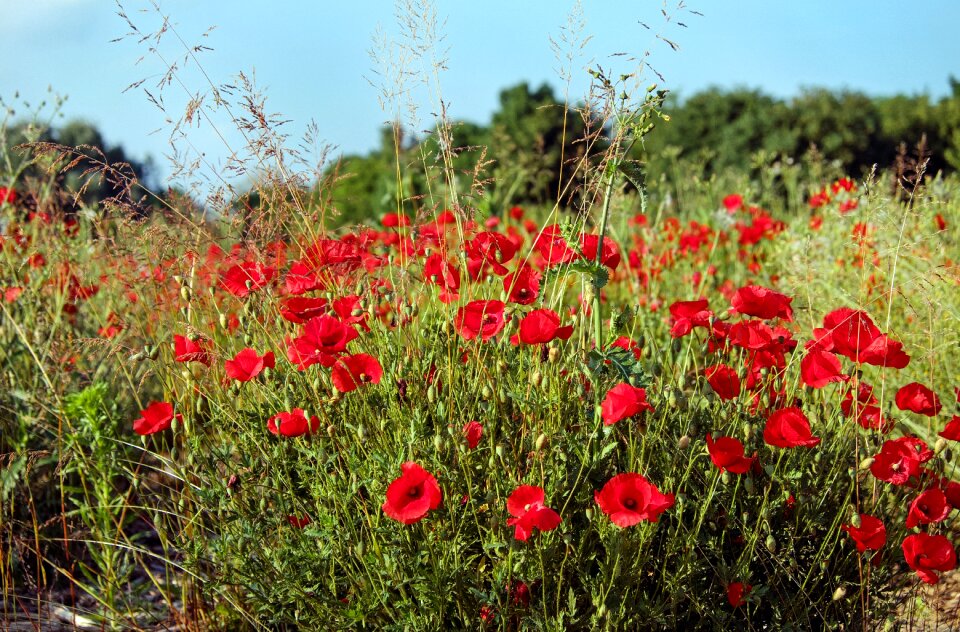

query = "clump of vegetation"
[1,1,959,629]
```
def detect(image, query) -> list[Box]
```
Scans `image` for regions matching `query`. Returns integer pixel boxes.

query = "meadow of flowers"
[1,149,958,629]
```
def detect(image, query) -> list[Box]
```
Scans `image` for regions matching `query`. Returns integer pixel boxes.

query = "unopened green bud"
[832,586,847,601]
[535,433,548,452]
[530,371,542,388]
[765,534,777,554]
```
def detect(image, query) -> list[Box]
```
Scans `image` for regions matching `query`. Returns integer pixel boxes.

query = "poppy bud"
[832,586,846,601]
[481,385,492,400]
[677,435,690,449]
[548,347,560,363]
[530,371,542,388]
[535,433,548,452]
[427,385,436,403]
[498,389,508,404]
[935,438,948,455]
[218,313,228,329]
[357,425,367,441]
[850,513,862,528]
[585,507,594,520]
[744,423,755,440]
[326,424,335,437]
[147,345,159,360]
[858,457,874,470]
[671,339,682,354]
[170,415,179,433]
[744,477,755,494]
[434,435,444,452]
[180,286,191,301]
[765,534,777,554]
[495,444,505,458]
[721,471,732,485]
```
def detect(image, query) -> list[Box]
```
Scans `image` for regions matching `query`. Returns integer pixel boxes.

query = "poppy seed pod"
[766,534,777,554]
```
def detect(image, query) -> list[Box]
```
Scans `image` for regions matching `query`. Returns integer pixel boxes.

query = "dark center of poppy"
[482,314,497,326]
[408,486,421,498]
[623,497,637,509]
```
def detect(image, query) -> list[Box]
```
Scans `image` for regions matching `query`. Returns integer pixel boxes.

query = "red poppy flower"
[841,514,886,552]
[4,287,22,303]
[0,186,17,205]
[723,194,743,213]
[224,348,275,382]
[939,416,960,441]
[463,421,483,450]
[839,381,890,431]
[510,309,573,346]
[382,462,442,525]
[174,334,212,366]
[594,473,674,527]
[706,434,755,474]
[288,515,311,528]
[503,264,541,305]
[726,582,751,607]
[905,487,952,529]
[302,238,363,274]
[284,260,325,295]
[730,285,793,321]
[133,401,182,435]
[870,436,933,485]
[423,253,461,303]
[728,319,774,351]
[902,532,957,585]
[818,308,910,368]
[763,407,820,448]
[704,364,741,400]
[220,261,276,297]
[580,234,621,270]
[454,300,507,342]
[668,299,712,338]
[331,353,383,393]
[267,408,320,437]
[279,296,329,324]
[506,485,562,541]
[331,295,370,332]
[285,315,358,370]
[800,343,846,389]
[895,382,942,417]
[600,383,654,426]
[465,231,518,279]
[533,224,578,267]
[609,336,642,360]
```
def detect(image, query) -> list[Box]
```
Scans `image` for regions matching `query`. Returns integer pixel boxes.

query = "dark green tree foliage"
[4,119,154,215]
[326,82,589,224]
[638,79,960,178]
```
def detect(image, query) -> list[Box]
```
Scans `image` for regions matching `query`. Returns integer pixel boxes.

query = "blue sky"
[2,0,958,185]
